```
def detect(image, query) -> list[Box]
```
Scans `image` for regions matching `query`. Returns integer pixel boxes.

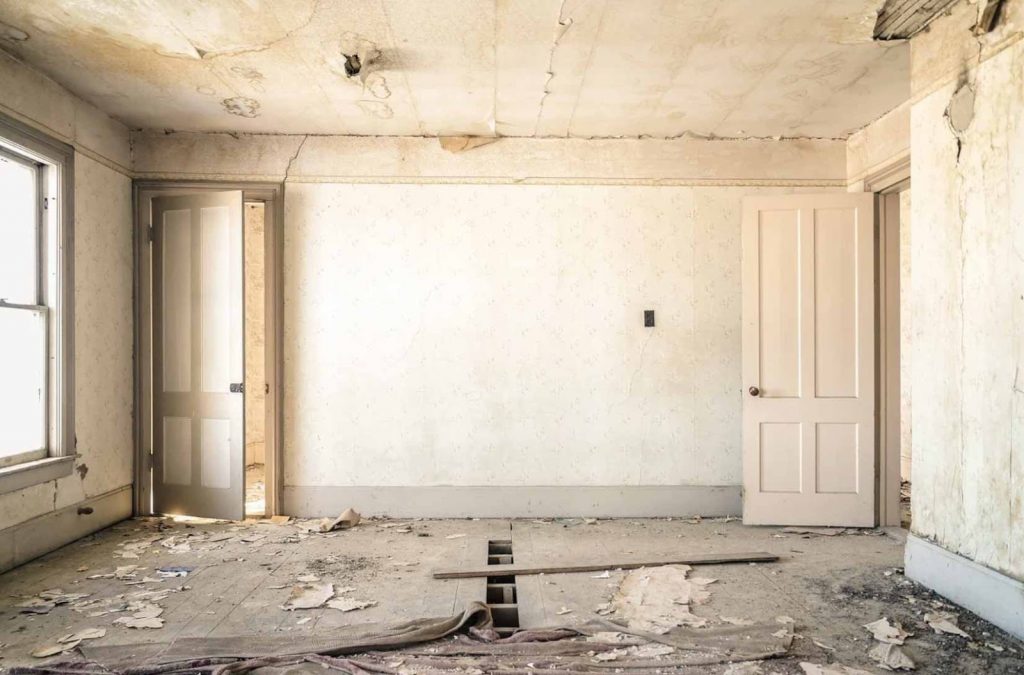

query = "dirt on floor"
[0,516,1019,673]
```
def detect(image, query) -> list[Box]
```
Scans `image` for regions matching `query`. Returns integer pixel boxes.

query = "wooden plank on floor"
[433,551,779,579]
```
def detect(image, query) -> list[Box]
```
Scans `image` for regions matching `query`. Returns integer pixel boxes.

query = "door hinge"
[264,383,270,395]
[230,382,244,393]
[43,197,50,211]
[147,226,154,242]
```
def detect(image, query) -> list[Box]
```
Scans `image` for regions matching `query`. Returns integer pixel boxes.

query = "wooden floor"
[0,516,1021,672]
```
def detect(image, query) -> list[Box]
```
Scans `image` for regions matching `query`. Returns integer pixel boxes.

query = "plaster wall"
[244,203,266,466]
[908,0,1024,581]
[132,131,843,514]
[0,54,133,537]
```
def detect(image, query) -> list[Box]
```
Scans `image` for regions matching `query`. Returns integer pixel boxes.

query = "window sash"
[0,111,74,467]
[0,146,41,306]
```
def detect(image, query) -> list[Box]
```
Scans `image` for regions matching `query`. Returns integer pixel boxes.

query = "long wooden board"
[432,551,778,579]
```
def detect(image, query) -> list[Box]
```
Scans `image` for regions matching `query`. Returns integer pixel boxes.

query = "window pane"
[0,306,46,458]
[0,154,38,304]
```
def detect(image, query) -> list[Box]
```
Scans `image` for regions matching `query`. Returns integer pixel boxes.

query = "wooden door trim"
[133,181,283,517]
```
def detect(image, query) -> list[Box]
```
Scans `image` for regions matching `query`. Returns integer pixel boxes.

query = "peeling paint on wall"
[222,96,260,118]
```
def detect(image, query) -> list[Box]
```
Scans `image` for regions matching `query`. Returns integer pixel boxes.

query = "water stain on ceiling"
[0,0,909,139]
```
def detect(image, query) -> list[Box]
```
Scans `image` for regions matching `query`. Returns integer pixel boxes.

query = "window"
[0,113,74,483]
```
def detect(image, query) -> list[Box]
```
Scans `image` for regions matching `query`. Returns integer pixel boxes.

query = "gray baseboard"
[905,533,1024,640]
[283,485,741,519]
[0,485,132,573]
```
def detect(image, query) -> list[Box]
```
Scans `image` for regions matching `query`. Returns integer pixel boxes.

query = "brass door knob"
[748,386,761,397]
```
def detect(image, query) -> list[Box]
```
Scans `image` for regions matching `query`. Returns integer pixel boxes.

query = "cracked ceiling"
[0,0,909,139]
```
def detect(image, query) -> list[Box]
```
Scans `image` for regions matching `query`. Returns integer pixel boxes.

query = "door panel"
[742,193,875,526]
[153,191,244,520]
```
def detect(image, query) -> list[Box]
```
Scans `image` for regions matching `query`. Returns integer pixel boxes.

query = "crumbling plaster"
[909,0,1024,581]
[0,54,133,536]
[0,0,907,140]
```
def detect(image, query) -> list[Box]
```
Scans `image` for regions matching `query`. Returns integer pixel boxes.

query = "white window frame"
[0,112,75,494]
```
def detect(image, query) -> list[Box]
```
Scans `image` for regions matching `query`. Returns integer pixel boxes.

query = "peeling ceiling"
[0,0,909,139]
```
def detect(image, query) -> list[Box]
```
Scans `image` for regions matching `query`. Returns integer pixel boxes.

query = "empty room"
[0,0,1021,671]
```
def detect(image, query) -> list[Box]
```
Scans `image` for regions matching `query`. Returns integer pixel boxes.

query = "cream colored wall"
[908,0,1024,581]
[244,203,266,466]
[283,182,827,489]
[846,99,910,190]
[0,53,133,534]
[132,132,844,513]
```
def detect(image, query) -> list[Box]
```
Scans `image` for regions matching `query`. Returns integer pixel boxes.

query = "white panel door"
[153,192,244,520]
[742,193,875,526]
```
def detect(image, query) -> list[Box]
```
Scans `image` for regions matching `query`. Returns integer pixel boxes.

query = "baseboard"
[283,485,741,519]
[0,485,132,574]
[905,533,1024,640]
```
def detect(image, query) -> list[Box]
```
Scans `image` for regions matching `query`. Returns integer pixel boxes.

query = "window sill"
[0,456,74,496]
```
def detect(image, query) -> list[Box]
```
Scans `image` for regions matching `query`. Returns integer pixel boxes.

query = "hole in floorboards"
[486,539,520,633]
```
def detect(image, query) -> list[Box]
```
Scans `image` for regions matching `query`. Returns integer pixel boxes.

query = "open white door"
[742,194,875,526]
[152,192,244,520]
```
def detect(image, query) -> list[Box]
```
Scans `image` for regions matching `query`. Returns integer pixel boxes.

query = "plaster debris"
[222,96,261,118]
[608,565,714,632]
[156,566,192,578]
[320,507,361,532]
[864,617,912,644]
[924,611,971,638]
[721,615,756,626]
[868,642,916,670]
[445,533,467,539]
[327,597,377,612]
[18,590,90,614]
[282,583,334,610]
[556,606,573,615]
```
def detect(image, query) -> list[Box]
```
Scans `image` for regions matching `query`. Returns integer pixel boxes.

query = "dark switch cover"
[644,310,655,327]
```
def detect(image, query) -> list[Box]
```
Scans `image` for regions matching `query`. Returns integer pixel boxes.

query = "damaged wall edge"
[905,534,1024,640]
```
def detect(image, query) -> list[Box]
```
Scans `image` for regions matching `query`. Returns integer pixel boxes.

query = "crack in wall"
[533,0,575,137]
[283,135,310,181]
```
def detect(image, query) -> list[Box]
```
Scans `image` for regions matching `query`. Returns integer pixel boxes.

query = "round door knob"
[748,386,761,397]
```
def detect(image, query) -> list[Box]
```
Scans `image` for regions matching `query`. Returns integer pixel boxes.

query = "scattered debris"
[591,570,611,578]
[156,566,192,578]
[18,590,90,614]
[556,606,573,615]
[865,617,912,644]
[319,508,361,533]
[868,642,916,670]
[924,611,971,638]
[281,583,334,610]
[327,597,377,612]
[721,615,755,626]
[445,533,467,540]
[609,565,715,632]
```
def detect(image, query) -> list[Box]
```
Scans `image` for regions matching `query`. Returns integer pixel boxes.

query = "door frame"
[864,157,910,527]
[133,181,284,517]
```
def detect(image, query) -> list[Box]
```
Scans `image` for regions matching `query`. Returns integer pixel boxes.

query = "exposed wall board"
[908,0,1024,580]
[0,0,907,139]
[131,132,847,185]
[281,182,833,496]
